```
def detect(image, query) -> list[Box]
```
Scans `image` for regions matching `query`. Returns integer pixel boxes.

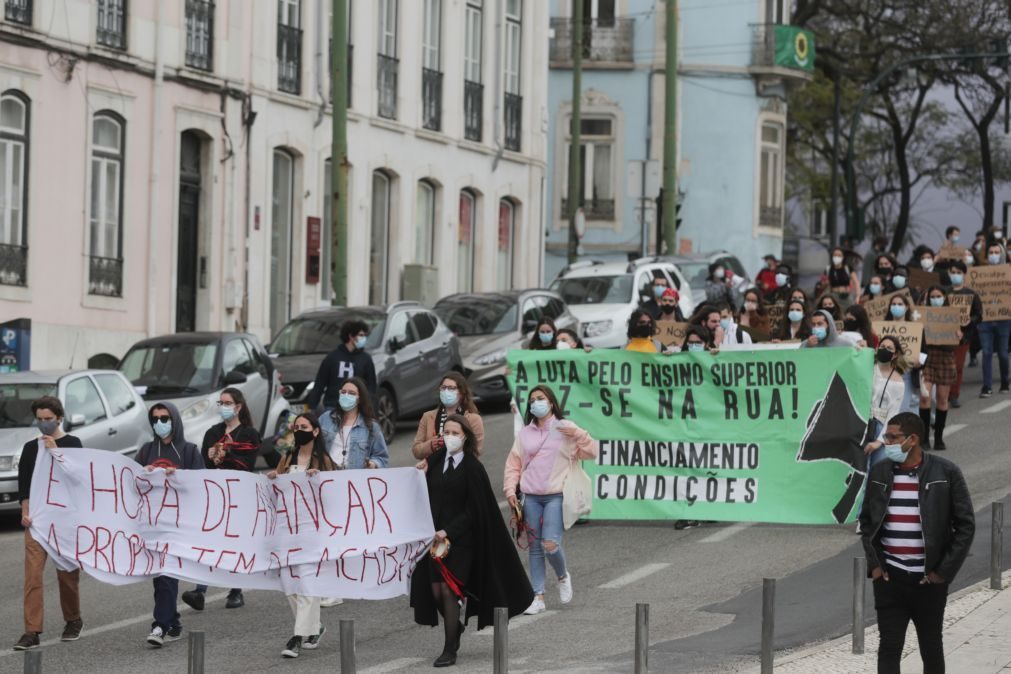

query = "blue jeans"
[152,576,181,631]
[900,371,917,414]
[977,320,1011,389]
[523,493,567,596]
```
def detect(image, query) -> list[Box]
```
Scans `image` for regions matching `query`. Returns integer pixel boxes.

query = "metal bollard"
[493,606,508,674]
[634,603,649,674]
[760,578,775,674]
[187,631,205,674]
[992,502,1004,591]
[23,650,41,674]
[853,557,866,654]
[340,620,357,673]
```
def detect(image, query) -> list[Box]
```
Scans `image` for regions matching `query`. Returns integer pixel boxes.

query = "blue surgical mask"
[719,318,732,330]
[538,332,554,345]
[153,420,173,439]
[812,326,828,341]
[788,310,804,323]
[339,393,358,412]
[949,273,963,286]
[951,235,960,244]
[354,335,368,350]
[989,254,1003,265]
[892,275,907,289]
[775,273,789,287]
[530,400,551,419]
[890,304,907,319]
[883,442,908,463]
[869,283,882,295]
[713,268,725,280]
[439,389,459,408]
[930,296,944,307]
[653,285,665,298]
[219,406,236,421]
[687,342,705,353]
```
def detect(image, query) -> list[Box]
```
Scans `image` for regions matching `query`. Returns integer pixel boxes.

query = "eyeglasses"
[151,415,171,423]
[439,386,459,392]
[216,401,236,407]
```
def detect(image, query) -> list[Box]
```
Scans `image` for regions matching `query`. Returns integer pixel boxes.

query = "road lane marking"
[598,563,670,589]
[0,592,229,658]
[700,522,756,543]
[475,610,557,633]
[360,657,428,673]
[981,400,1011,414]
[944,423,967,436]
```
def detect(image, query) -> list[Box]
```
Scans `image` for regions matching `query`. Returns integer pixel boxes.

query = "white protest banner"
[29,447,434,599]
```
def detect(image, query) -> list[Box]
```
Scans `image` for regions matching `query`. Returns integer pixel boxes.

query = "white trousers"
[287,594,321,638]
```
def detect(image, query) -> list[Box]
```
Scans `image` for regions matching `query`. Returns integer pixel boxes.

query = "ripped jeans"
[523,493,568,596]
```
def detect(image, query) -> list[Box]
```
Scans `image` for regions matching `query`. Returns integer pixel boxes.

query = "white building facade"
[0,0,548,368]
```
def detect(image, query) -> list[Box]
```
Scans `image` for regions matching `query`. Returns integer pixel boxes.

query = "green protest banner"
[507,348,873,525]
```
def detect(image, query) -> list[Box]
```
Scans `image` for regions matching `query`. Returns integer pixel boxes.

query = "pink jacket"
[503,417,598,498]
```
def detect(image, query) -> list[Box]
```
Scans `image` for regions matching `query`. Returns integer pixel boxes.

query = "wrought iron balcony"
[750,23,815,82]
[96,0,127,50]
[277,24,303,94]
[0,243,27,286]
[504,92,521,152]
[5,0,31,26]
[561,198,616,221]
[377,53,398,119]
[185,0,214,71]
[422,68,443,131]
[759,205,784,228]
[88,256,123,297]
[464,80,483,142]
[549,18,634,65]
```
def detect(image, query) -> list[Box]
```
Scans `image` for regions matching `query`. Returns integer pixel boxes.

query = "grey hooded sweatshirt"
[135,401,203,470]
[801,309,859,348]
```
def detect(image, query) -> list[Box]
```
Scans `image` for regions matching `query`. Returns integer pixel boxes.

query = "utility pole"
[331,0,349,305]
[828,74,841,248]
[661,0,678,256]
[566,0,584,264]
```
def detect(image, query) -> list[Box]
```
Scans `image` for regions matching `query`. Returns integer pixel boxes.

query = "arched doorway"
[271,149,296,335]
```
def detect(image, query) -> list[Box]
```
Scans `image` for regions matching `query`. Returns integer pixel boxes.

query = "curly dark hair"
[334,377,379,430]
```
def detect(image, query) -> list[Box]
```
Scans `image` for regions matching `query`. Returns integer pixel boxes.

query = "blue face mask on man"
[354,335,368,350]
[812,326,828,341]
[892,275,907,289]
[653,285,666,298]
[949,273,963,286]
[883,439,909,463]
[153,420,173,439]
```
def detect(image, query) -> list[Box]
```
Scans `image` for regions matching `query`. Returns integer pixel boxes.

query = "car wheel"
[376,387,397,444]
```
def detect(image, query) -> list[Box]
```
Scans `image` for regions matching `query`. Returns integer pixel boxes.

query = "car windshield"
[435,298,518,336]
[118,343,219,396]
[0,383,58,428]
[678,262,710,291]
[269,312,384,356]
[550,275,634,305]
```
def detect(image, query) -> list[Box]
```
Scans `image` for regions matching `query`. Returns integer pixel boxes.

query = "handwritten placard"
[864,289,912,321]
[766,302,786,335]
[656,321,690,348]
[908,269,940,292]
[967,266,1011,322]
[873,321,923,367]
[946,292,974,324]
[937,245,969,262]
[920,306,962,346]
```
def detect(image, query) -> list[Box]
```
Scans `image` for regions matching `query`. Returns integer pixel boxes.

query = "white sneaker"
[146,626,165,647]
[558,573,573,604]
[320,597,343,608]
[524,596,546,615]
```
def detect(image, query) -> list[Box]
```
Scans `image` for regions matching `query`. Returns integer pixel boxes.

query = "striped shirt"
[881,469,925,573]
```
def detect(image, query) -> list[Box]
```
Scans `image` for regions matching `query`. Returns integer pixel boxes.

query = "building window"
[377,0,398,119]
[503,0,522,151]
[563,117,615,220]
[277,0,302,94]
[421,0,442,131]
[270,150,295,334]
[0,91,29,287]
[415,180,436,266]
[498,199,515,289]
[322,158,332,301]
[96,0,127,50]
[464,0,483,141]
[370,170,392,304]
[759,121,785,228]
[811,203,828,238]
[458,189,476,292]
[89,112,125,297]
[5,0,31,26]
[185,0,214,71]
[767,0,791,24]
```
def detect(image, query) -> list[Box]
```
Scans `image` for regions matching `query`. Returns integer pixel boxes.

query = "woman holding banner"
[412,372,485,460]
[412,415,533,667]
[918,286,958,451]
[773,299,812,342]
[526,317,559,350]
[504,386,599,616]
[738,289,770,339]
[267,412,335,658]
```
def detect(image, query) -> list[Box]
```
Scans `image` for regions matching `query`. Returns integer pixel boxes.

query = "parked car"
[434,290,578,403]
[666,251,755,308]
[549,259,695,348]
[117,332,291,465]
[0,369,150,509]
[268,302,463,443]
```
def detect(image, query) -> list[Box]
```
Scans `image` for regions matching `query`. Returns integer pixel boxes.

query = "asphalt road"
[0,364,1008,673]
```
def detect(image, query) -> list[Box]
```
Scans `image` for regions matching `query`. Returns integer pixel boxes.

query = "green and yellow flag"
[774,25,815,71]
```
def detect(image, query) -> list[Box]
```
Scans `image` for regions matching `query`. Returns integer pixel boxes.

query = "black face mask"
[293,430,315,447]
[632,324,654,339]
[843,319,859,332]
[876,266,892,277]
[876,348,895,365]
[660,304,676,315]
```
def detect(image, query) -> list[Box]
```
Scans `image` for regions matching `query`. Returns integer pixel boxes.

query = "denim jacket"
[319,411,390,469]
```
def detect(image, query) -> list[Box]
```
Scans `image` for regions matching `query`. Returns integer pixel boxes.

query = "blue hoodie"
[135,401,202,470]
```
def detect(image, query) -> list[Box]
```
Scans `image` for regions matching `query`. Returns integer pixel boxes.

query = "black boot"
[919,408,932,450]
[933,409,948,451]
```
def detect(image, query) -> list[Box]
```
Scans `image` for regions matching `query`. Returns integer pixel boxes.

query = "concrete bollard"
[23,650,41,674]
[634,603,649,674]
[340,620,356,673]
[493,607,508,674]
[761,578,775,674]
[853,557,866,654]
[992,502,1004,591]
[187,631,205,674]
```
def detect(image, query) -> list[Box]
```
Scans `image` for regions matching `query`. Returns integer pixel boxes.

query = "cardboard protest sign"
[864,289,912,321]
[908,269,940,292]
[507,347,873,525]
[937,245,969,262]
[655,321,690,348]
[29,452,433,597]
[967,265,1011,322]
[766,303,786,335]
[920,306,962,346]
[873,321,923,367]
[947,292,974,324]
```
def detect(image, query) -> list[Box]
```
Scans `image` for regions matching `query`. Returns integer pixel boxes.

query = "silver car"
[0,369,150,510]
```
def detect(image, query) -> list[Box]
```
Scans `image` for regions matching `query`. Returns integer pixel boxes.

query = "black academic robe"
[411,449,534,630]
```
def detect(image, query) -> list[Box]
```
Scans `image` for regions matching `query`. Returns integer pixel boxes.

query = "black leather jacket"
[858,452,975,582]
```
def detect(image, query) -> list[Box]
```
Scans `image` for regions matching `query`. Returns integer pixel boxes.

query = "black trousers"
[873,568,948,674]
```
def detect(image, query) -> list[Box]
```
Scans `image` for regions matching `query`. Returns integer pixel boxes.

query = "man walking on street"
[858,412,975,674]
[306,320,378,411]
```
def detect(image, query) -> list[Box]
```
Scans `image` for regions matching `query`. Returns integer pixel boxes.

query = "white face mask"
[556,341,573,350]
[444,435,464,454]
[832,256,843,266]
